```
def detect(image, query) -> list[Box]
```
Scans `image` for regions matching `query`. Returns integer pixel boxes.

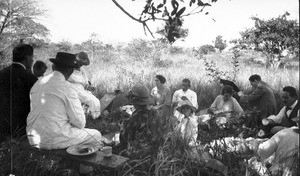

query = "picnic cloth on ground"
[27,71,103,149]
[68,68,101,119]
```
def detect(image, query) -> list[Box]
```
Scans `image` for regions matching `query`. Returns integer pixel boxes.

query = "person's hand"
[262,118,269,125]
[85,84,95,92]
[239,95,247,102]
[237,91,244,96]
[249,139,261,152]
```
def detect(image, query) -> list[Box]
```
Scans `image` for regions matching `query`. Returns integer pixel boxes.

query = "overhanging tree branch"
[111,0,155,38]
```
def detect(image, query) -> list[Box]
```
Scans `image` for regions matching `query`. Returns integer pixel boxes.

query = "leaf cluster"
[232,12,299,68]
[113,0,217,43]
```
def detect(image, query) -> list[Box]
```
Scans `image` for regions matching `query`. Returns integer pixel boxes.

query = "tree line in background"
[0,0,299,70]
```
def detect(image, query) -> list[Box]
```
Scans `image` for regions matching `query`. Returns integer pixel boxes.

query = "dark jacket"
[280,101,299,127]
[248,81,277,119]
[0,63,37,139]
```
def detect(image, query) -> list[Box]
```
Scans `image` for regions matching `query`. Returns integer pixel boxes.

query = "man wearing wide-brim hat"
[27,52,105,150]
[250,113,299,175]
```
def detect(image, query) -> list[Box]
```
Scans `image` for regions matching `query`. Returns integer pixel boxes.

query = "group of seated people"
[0,44,298,175]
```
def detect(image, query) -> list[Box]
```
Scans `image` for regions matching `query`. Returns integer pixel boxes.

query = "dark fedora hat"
[49,52,77,68]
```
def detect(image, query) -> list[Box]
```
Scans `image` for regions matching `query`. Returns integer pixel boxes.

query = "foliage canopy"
[232,12,299,69]
[112,0,217,43]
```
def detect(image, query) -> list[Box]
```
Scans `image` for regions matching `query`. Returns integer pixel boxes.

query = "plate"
[66,145,96,156]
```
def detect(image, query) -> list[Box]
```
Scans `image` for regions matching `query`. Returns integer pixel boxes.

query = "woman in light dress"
[68,51,101,119]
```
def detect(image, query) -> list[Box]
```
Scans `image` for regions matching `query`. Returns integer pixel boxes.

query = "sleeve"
[232,97,244,114]
[268,107,285,123]
[163,88,172,106]
[150,87,155,97]
[247,86,265,103]
[210,96,220,111]
[172,91,178,103]
[191,91,198,109]
[65,86,86,129]
[80,68,89,85]
[257,131,282,160]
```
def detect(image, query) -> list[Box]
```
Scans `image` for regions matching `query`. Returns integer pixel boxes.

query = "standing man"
[172,78,198,122]
[241,74,277,125]
[0,44,37,141]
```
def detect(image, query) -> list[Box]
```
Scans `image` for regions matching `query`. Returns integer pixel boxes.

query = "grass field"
[0,47,299,176]
[83,49,299,110]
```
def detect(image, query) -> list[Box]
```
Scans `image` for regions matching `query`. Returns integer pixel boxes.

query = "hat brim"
[133,98,152,105]
[177,104,196,113]
[49,58,77,68]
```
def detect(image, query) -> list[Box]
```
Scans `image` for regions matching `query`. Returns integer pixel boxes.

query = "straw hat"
[176,100,196,113]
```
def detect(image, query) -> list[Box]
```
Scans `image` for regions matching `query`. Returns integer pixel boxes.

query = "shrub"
[198,44,216,55]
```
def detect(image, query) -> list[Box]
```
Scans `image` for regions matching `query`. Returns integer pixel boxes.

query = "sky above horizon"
[39,0,299,47]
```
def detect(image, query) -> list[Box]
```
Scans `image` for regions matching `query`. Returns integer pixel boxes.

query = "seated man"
[0,44,37,140]
[250,115,299,176]
[33,60,47,78]
[208,85,244,116]
[240,74,277,126]
[172,78,198,123]
[259,86,299,137]
[27,52,104,150]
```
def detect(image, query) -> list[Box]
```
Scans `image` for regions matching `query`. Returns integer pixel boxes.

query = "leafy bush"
[199,45,216,55]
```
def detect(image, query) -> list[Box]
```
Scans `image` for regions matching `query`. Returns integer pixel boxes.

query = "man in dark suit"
[0,44,38,141]
[241,74,277,125]
[260,86,299,137]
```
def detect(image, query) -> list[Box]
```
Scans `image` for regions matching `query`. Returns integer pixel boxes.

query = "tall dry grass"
[84,49,298,111]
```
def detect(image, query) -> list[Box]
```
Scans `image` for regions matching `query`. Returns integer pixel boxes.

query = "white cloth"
[150,85,171,107]
[172,89,198,109]
[27,71,103,149]
[210,95,244,114]
[68,68,89,86]
[268,100,298,124]
[68,68,101,119]
[257,127,299,174]
[174,115,200,146]
[172,89,198,122]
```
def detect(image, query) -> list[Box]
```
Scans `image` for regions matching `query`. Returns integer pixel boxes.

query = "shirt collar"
[290,100,298,109]
[182,89,190,93]
[12,62,26,69]
[53,71,66,81]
